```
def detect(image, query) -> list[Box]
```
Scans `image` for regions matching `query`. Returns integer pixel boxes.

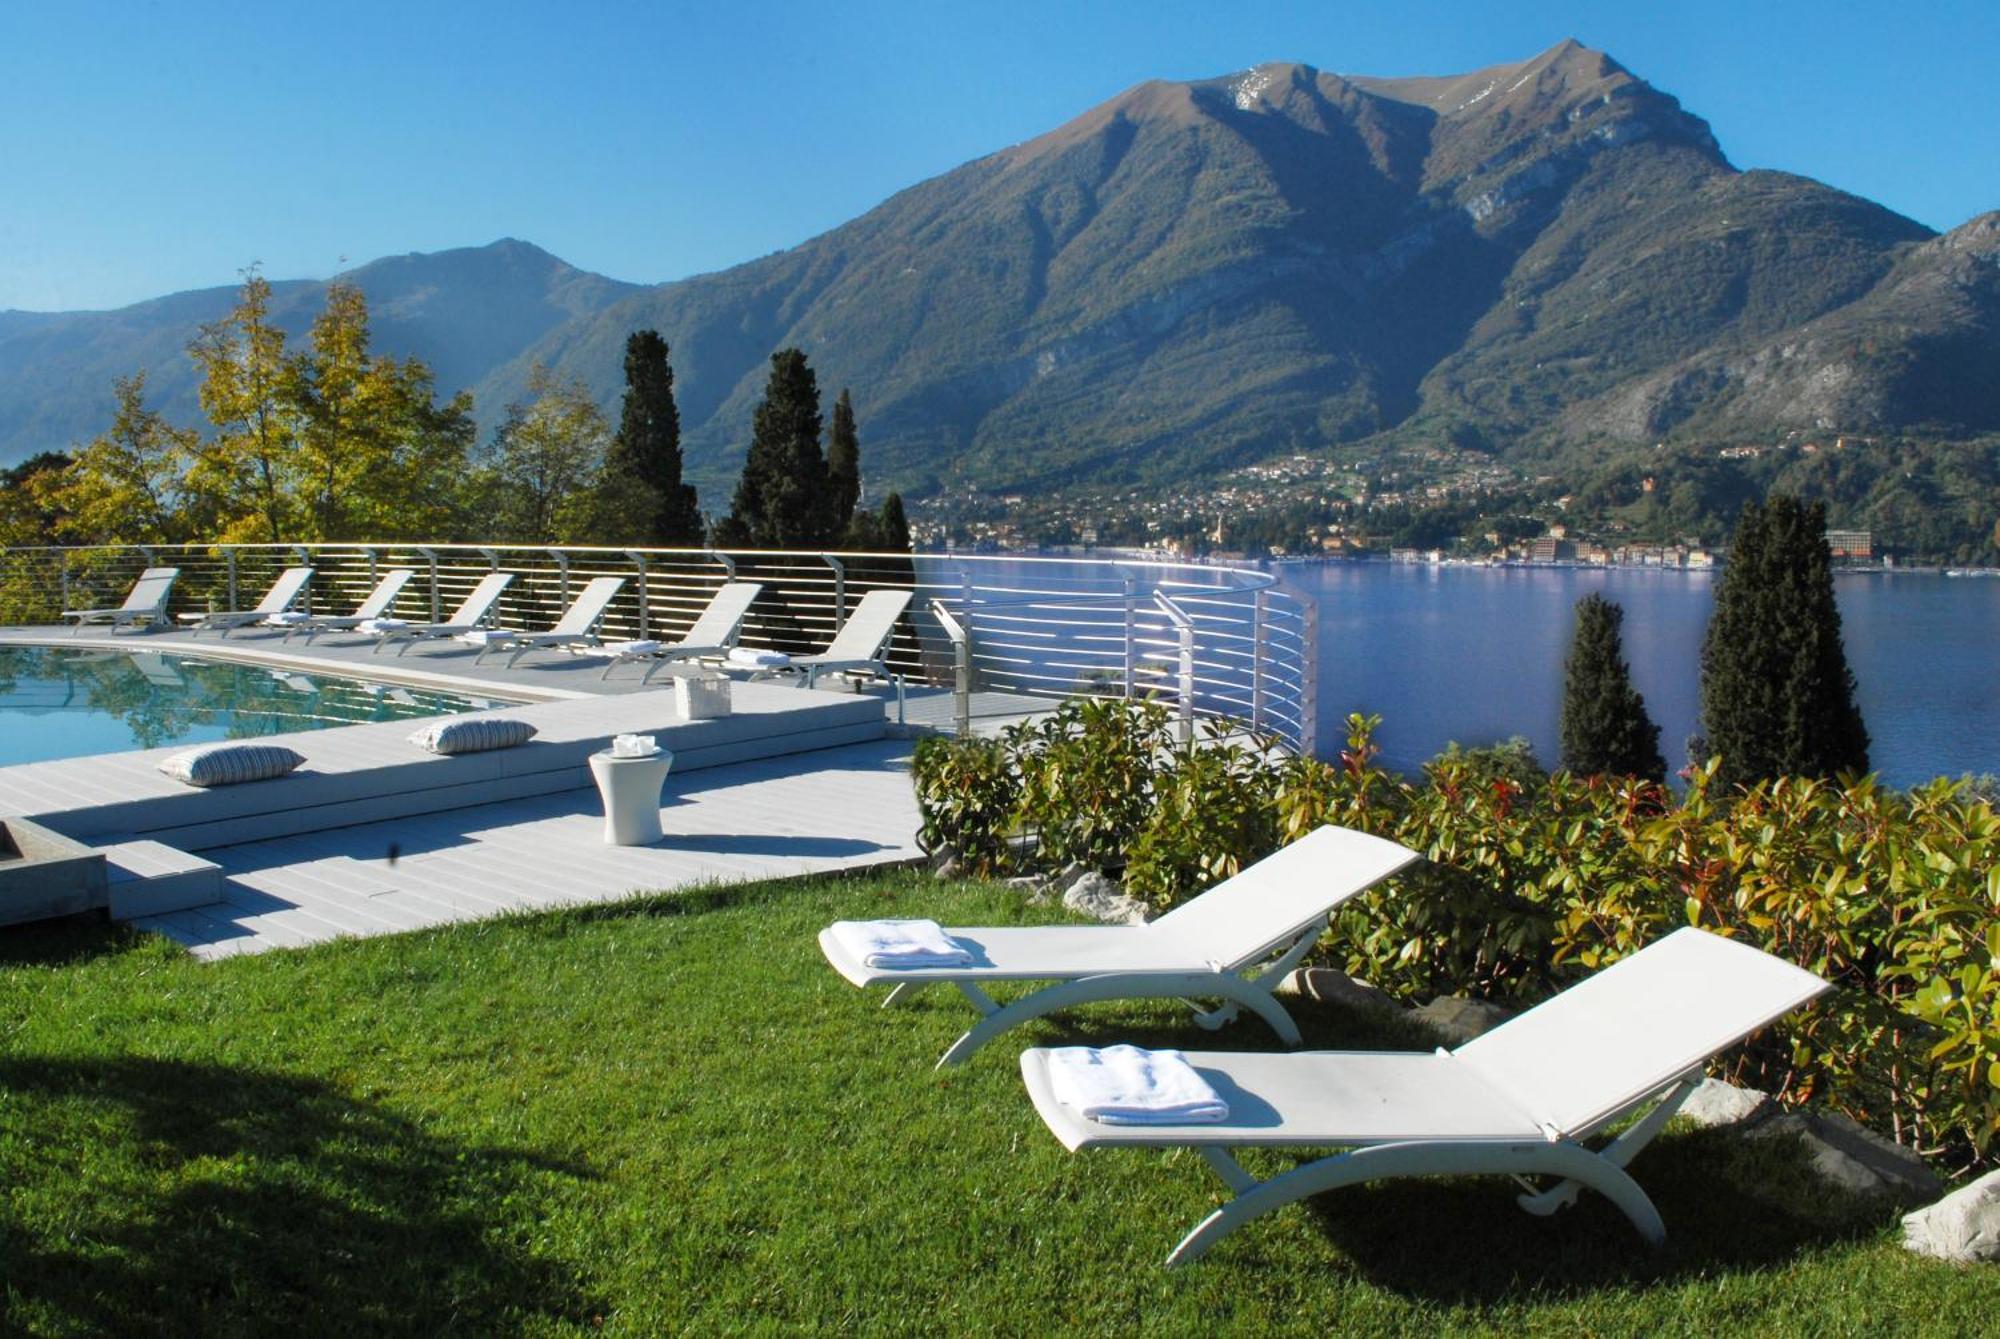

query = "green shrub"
[910,735,1020,874]
[1006,698,1171,873]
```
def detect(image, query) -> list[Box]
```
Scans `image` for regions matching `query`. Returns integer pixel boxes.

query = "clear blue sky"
[3,0,1994,311]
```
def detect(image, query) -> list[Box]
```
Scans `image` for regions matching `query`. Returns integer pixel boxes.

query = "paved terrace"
[0,624,1051,959]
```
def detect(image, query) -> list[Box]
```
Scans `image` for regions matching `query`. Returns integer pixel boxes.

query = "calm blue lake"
[1283,564,1999,789]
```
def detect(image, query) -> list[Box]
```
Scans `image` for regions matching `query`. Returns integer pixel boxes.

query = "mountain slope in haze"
[478,40,1995,496]
[0,240,638,463]
[7,43,1995,495]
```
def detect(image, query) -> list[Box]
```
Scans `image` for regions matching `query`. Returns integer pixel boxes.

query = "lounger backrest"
[823,588,912,660]
[1148,826,1422,969]
[253,567,314,614]
[123,567,180,612]
[549,576,625,635]
[446,572,514,625]
[1452,928,1830,1140]
[681,581,762,647]
[354,568,414,618]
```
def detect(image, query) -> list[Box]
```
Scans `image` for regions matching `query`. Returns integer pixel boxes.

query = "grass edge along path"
[2,871,1995,1336]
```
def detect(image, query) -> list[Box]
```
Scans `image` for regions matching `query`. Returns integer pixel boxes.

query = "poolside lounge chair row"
[58,566,915,685]
[818,825,1832,1266]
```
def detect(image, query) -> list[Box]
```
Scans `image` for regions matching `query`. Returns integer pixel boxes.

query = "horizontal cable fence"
[0,543,1317,753]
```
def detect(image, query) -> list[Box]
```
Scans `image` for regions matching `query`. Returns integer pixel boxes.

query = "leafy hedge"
[912,703,2000,1173]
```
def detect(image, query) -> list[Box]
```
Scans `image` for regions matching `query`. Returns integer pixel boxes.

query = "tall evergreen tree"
[1559,593,1665,780]
[878,491,911,553]
[599,330,703,545]
[721,348,829,547]
[1700,495,1870,786]
[826,388,860,538]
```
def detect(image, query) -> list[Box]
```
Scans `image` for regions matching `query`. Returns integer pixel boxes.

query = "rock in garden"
[1061,872,1150,926]
[929,845,962,879]
[1279,968,1398,1014]
[1410,995,1515,1046]
[1678,1077,1774,1128]
[1749,1111,1941,1204]
[1901,1169,2000,1263]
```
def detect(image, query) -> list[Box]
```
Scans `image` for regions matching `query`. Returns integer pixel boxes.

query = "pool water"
[0,646,515,766]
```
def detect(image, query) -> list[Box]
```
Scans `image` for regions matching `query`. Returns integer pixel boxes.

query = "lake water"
[1282,564,1999,789]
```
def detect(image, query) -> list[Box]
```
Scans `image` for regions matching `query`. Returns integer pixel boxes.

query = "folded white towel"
[826,918,971,969]
[604,639,664,656]
[1045,1045,1230,1125]
[458,628,518,646]
[264,611,312,625]
[359,617,409,633]
[728,646,792,669]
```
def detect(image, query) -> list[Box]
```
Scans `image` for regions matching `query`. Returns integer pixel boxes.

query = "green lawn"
[2,872,1994,1336]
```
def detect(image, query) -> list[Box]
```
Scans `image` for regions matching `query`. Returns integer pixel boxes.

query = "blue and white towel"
[359,617,409,633]
[1045,1045,1230,1124]
[263,611,312,625]
[728,647,791,669]
[826,918,971,969]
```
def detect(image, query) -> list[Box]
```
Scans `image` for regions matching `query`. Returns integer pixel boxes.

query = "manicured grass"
[2,872,1994,1336]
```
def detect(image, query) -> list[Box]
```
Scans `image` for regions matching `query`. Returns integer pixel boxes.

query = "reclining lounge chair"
[177,566,314,637]
[1018,926,1830,1264]
[461,575,625,665]
[747,587,912,689]
[364,572,514,655]
[272,567,413,640]
[819,824,1424,1067]
[594,580,764,682]
[62,566,180,633]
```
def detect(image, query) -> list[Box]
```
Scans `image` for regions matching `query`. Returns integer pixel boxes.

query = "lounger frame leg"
[935,971,1300,1069]
[1167,1137,1669,1267]
[1514,1073,1698,1219]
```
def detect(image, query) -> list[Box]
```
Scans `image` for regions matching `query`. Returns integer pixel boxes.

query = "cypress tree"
[722,348,829,547]
[878,491,911,553]
[601,330,703,545]
[1559,593,1665,780]
[827,388,861,539]
[1700,495,1870,787]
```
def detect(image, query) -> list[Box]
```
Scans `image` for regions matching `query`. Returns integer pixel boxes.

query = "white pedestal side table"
[588,749,674,845]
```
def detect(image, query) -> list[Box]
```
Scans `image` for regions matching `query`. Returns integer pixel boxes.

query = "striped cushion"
[158,743,307,788]
[409,717,538,755]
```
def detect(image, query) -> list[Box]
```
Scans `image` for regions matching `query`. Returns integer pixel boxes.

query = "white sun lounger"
[1020,926,1831,1265]
[750,587,912,689]
[177,566,314,637]
[364,572,515,655]
[595,581,765,682]
[820,825,1424,1067]
[273,568,413,640]
[62,566,180,633]
[461,575,625,665]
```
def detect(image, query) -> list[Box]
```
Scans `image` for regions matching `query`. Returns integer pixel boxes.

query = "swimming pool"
[0,646,516,766]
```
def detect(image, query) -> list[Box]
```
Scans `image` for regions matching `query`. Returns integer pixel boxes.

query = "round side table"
[588,749,674,845]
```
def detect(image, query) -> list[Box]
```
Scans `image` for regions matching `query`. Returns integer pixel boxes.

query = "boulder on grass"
[1678,1077,1774,1129]
[1061,872,1150,926]
[1902,1169,2000,1263]
[1410,995,1515,1046]
[929,845,962,880]
[1279,968,1398,1014]
[1749,1111,1941,1204]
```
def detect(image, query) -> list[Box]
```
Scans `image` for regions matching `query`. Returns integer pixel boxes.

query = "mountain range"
[4,40,1995,496]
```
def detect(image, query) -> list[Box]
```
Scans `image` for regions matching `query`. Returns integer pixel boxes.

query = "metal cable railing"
[0,542,1318,752]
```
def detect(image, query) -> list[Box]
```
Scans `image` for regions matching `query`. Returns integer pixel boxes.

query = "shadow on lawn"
[1298,1127,1890,1301]
[0,1055,604,1337]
